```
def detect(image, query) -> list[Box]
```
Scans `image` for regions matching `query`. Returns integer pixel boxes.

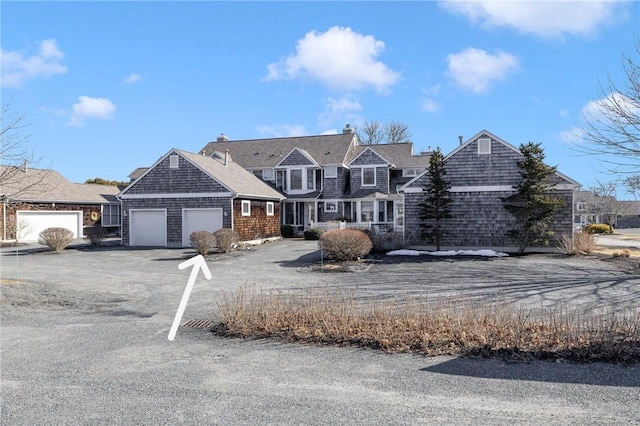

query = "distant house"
[401,130,579,250]
[118,149,284,247]
[616,201,640,229]
[0,165,121,242]
[200,125,431,234]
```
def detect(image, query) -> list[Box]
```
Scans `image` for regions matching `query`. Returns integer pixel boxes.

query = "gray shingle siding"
[445,139,522,187]
[279,149,314,166]
[350,167,389,196]
[405,189,573,248]
[350,149,388,166]
[126,156,227,194]
[121,197,231,247]
[321,167,348,199]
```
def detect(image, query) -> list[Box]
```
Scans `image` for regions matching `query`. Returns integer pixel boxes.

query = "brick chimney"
[217,133,229,142]
[343,124,354,134]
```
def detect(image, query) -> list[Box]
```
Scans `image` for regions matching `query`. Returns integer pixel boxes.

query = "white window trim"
[266,202,274,216]
[478,138,491,155]
[325,201,337,212]
[324,166,338,178]
[169,154,179,168]
[361,167,376,186]
[101,204,121,227]
[402,168,421,177]
[241,200,251,216]
[262,169,275,180]
[285,167,315,192]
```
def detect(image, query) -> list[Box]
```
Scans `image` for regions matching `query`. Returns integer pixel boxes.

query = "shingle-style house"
[200,125,431,233]
[401,130,580,250]
[118,148,284,247]
[0,164,121,242]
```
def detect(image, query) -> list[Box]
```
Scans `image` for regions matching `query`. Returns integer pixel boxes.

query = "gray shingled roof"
[353,143,431,168]
[176,150,284,200]
[0,165,120,203]
[200,133,358,169]
[127,167,148,180]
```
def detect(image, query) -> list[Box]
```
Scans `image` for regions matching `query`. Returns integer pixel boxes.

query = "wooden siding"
[351,148,388,166]
[122,197,231,247]
[321,167,348,199]
[232,199,281,241]
[350,167,389,195]
[1,202,107,240]
[125,155,227,194]
[404,187,574,249]
[279,149,314,166]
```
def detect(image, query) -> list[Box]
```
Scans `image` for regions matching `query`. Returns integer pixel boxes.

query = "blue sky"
[2,1,638,197]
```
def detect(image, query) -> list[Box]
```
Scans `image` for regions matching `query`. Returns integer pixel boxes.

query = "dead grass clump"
[558,231,597,255]
[213,286,640,363]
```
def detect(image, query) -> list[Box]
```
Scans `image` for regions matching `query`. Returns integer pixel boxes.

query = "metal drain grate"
[181,319,213,328]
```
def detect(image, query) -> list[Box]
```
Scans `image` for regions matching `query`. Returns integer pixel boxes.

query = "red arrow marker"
[168,255,212,341]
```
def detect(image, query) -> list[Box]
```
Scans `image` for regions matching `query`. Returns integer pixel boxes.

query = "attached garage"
[16,210,83,242]
[182,208,223,247]
[129,209,167,246]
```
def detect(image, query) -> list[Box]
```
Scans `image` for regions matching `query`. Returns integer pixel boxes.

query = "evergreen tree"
[502,142,565,253]
[419,148,452,250]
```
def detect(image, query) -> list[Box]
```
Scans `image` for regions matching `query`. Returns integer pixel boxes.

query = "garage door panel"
[130,210,166,246]
[182,209,223,247]
[17,211,82,242]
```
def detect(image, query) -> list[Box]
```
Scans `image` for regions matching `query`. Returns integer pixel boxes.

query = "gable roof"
[348,146,393,167]
[120,149,284,201]
[353,143,431,168]
[200,133,358,169]
[0,165,120,203]
[275,147,319,168]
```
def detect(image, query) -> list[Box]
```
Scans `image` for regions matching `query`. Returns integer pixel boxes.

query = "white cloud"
[256,124,307,138]
[439,0,623,38]
[124,73,142,83]
[318,96,363,127]
[1,39,67,87]
[422,98,441,112]
[559,109,570,118]
[446,48,519,94]
[69,96,116,126]
[321,129,338,135]
[265,26,400,92]
[560,91,639,144]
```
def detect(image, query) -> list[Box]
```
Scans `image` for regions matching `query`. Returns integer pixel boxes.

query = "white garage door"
[16,211,83,242]
[182,208,223,247]
[130,209,167,247]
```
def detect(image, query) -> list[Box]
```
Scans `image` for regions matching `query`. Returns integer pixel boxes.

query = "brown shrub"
[558,231,597,255]
[214,228,239,253]
[319,229,372,261]
[190,231,217,256]
[39,227,74,252]
[85,225,106,248]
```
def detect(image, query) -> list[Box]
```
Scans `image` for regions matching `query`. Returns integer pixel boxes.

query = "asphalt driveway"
[1,240,639,425]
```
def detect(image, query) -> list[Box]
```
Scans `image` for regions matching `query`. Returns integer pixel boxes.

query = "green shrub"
[318,229,372,262]
[190,231,217,256]
[583,224,613,234]
[281,225,294,238]
[304,227,325,240]
[214,228,240,253]
[39,227,74,252]
[85,225,106,248]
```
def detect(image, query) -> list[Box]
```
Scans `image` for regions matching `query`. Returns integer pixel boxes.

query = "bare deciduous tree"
[356,120,411,145]
[588,180,631,233]
[578,41,640,175]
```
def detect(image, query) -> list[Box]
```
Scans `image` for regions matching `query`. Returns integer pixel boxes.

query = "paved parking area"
[1,240,639,425]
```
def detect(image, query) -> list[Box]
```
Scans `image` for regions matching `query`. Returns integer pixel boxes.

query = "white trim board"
[403,184,576,193]
[120,192,233,199]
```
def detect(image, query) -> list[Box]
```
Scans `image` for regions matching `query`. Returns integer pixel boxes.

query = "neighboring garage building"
[0,165,121,242]
[119,149,284,247]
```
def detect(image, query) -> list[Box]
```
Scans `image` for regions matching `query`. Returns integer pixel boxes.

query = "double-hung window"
[362,167,376,186]
[290,169,302,190]
[101,204,121,226]
[242,200,251,216]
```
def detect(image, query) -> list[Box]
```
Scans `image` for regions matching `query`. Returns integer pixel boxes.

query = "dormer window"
[362,167,376,186]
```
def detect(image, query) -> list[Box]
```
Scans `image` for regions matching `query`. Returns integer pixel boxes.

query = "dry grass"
[213,286,640,363]
[558,231,597,255]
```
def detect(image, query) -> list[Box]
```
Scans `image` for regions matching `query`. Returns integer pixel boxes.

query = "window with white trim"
[478,138,491,155]
[360,201,374,222]
[290,169,302,190]
[324,201,337,212]
[362,167,376,186]
[242,200,251,216]
[402,168,422,177]
[262,169,275,180]
[169,155,179,168]
[101,204,121,226]
[266,202,274,216]
[324,166,337,178]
